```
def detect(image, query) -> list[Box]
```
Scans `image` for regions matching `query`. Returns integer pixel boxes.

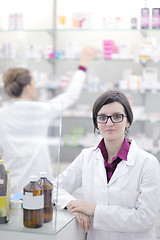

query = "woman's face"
[97,102,129,142]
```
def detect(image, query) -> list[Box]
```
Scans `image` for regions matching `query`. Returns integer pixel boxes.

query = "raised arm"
[50,45,96,111]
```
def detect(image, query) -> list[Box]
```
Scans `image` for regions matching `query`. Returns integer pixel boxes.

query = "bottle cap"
[40,172,47,178]
[30,175,37,182]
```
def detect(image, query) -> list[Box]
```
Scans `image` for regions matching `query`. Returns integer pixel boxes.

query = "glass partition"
[0,100,63,232]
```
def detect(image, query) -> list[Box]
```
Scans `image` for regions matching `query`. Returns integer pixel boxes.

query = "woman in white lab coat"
[54,90,160,240]
[0,46,96,194]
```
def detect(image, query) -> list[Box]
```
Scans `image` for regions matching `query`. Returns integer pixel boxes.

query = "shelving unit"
[0,1,160,161]
[59,58,160,160]
[0,0,56,102]
[54,3,160,161]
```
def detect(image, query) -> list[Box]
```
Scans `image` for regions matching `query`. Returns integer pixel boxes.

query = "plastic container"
[38,172,53,223]
[23,176,44,228]
[10,199,23,216]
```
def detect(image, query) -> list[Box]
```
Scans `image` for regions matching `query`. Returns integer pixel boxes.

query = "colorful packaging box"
[152,8,160,29]
[141,8,149,29]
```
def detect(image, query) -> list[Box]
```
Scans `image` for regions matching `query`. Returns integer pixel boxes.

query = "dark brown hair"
[92,90,133,132]
[3,68,32,97]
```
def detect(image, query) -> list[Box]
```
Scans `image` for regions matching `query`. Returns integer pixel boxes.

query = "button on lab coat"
[54,140,160,240]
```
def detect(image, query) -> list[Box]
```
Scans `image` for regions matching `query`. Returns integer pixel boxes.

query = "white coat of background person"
[0,45,96,194]
[53,90,160,240]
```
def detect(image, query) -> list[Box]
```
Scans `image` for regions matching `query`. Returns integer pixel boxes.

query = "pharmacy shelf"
[0,58,55,61]
[54,58,160,64]
[55,58,138,62]
[1,28,160,32]
[0,58,159,65]
[0,29,54,32]
[56,28,160,32]
[1,85,160,93]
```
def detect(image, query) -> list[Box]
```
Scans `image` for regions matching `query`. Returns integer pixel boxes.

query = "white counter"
[0,208,85,240]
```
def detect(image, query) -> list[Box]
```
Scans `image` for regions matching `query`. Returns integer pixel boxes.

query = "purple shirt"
[98,137,130,182]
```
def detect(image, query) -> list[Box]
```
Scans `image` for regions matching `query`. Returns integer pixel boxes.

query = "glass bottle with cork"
[23,175,44,228]
[38,172,53,223]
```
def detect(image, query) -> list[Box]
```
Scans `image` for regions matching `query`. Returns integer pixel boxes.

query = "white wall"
[0,0,53,29]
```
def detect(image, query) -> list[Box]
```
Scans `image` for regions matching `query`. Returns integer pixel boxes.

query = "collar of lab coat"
[94,140,139,185]
[95,139,138,165]
[111,140,138,185]
[125,140,138,166]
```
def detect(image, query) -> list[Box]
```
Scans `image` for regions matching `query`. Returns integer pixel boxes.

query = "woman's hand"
[67,200,96,216]
[72,211,91,233]
[79,45,97,67]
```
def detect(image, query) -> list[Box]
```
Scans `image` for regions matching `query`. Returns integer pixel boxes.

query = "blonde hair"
[3,68,31,97]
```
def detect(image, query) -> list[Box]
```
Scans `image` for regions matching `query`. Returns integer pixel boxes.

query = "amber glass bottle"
[23,176,44,228]
[0,154,8,224]
[38,172,53,223]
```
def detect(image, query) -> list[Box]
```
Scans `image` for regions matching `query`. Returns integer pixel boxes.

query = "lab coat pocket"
[119,191,139,208]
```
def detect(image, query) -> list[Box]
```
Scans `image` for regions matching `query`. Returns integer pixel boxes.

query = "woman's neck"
[104,137,125,163]
[18,93,32,100]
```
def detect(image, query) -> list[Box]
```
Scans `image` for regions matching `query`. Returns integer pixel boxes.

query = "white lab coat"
[0,70,86,194]
[54,140,160,240]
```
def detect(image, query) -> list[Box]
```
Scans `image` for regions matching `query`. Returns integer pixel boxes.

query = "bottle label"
[0,196,7,217]
[0,179,4,184]
[23,192,44,210]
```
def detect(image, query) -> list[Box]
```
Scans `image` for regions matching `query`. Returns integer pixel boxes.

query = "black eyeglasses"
[96,114,127,124]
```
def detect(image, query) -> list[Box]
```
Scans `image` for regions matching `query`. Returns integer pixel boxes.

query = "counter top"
[0,208,76,238]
